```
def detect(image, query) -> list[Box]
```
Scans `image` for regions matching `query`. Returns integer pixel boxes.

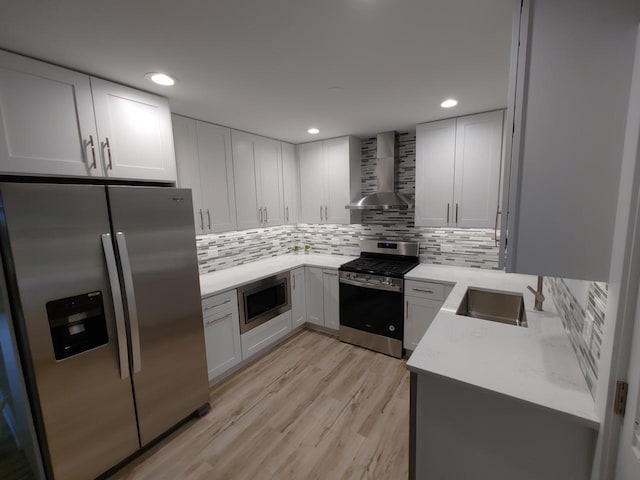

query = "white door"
[324,137,350,225]
[415,119,456,226]
[453,111,503,228]
[0,50,101,177]
[322,269,340,330]
[282,142,300,224]
[291,267,306,328]
[404,296,442,351]
[615,281,640,479]
[255,137,284,227]
[305,267,324,326]
[298,142,325,223]
[197,122,237,232]
[231,130,260,229]
[172,115,205,234]
[91,78,176,181]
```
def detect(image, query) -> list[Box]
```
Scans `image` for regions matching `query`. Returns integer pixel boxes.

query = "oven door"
[339,281,404,341]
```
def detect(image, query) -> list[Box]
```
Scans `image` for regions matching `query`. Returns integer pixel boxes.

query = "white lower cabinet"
[291,267,306,328]
[202,290,241,382]
[241,311,292,360]
[304,266,339,331]
[404,280,451,351]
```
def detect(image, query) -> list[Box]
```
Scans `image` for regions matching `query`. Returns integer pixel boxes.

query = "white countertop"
[405,264,599,429]
[199,254,356,298]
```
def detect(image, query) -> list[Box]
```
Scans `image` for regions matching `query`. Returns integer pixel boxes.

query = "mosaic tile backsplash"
[196,132,500,274]
[546,278,608,397]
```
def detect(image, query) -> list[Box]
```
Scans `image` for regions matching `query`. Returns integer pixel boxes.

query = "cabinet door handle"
[494,208,501,247]
[87,135,97,169]
[406,300,408,320]
[286,206,289,222]
[199,209,204,230]
[455,203,459,224]
[292,274,296,289]
[265,206,268,223]
[259,207,263,224]
[325,205,328,221]
[446,203,450,225]
[104,137,113,170]
[413,288,435,294]
[206,209,212,229]
[204,298,231,311]
[323,271,338,276]
[205,312,232,326]
[320,205,323,222]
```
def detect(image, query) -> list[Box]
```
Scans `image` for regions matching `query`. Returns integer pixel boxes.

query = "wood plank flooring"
[109,329,409,480]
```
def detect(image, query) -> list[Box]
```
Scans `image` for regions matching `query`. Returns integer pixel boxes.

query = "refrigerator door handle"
[101,233,130,380]
[115,232,142,374]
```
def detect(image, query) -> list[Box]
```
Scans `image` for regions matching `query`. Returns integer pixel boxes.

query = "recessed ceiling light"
[145,72,176,86]
[307,128,320,134]
[440,98,458,108]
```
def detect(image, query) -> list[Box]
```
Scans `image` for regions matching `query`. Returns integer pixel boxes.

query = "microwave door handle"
[115,232,142,374]
[101,234,130,380]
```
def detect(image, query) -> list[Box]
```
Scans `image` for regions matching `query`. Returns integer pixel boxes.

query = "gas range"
[338,239,420,358]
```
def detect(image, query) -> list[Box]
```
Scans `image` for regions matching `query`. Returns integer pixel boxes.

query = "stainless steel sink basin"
[456,288,527,327]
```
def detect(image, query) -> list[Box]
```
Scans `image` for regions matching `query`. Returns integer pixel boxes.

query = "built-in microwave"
[237,272,291,334]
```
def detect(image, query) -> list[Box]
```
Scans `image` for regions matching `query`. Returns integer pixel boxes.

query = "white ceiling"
[0,0,514,144]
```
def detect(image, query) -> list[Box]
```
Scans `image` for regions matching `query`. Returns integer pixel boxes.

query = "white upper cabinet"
[501,0,638,281]
[281,142,299,224]
[415,119,456,226]
[0,50,100,177]
[231,130,284,230]
[254,136,284,227]
[298,136,361,224]
[298,141,325,223]
[91,78,176,181]
[173,114,237,234]
[415,111,503,228]
[0,50,177,182]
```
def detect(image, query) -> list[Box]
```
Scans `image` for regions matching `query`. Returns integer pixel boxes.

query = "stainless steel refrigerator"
[0,183,210,480]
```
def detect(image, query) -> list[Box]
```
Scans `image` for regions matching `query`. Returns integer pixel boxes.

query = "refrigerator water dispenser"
[46,291,108,360]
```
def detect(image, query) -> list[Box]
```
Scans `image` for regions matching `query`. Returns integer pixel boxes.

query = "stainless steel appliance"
[339,239,419,358]
[238,272,291,334]
[0,183,209,480]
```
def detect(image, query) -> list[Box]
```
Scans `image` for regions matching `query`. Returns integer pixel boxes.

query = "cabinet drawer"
[202,290,237,318]
[405,280,450,301]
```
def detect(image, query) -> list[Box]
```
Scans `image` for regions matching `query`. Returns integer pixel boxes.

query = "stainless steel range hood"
[347,131,414,210]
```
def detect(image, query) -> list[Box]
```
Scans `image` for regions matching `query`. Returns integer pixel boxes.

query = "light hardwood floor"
[109,329,410,480]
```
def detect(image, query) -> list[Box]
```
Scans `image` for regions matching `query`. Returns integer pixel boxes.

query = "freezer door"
[0,183,139,480]
[107,186,209,446]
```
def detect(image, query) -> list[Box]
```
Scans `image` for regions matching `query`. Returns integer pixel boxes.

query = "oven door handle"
[339,278,403,293]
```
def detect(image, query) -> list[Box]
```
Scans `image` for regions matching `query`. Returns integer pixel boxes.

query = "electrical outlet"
[331,237,340,246]
[272,239,280,248]
[440,244,454,253]
[209,246,219,258]
[582,318,594,344]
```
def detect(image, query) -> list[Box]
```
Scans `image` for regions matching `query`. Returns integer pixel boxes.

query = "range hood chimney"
[347,132,414,210]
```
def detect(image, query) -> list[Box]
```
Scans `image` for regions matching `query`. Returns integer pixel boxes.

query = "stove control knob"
[365,276,371,281]
[388,325,396,332]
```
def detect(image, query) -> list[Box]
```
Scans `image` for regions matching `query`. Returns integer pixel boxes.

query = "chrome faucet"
[527,276,545,311]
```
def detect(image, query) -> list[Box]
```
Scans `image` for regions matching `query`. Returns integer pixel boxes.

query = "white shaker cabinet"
[232,130,284,230]
[202,290,242,383]
[322,269,340,330]
[291,267,306,328]
[172,115,237,234]
[0,50,100,177]
[91,78,176,182]
[298,136,361,224]
[0,50,176,182]
[281,142,300,224]
[415,111,503,228]
[304,266,340,331]
[403,280,451,351]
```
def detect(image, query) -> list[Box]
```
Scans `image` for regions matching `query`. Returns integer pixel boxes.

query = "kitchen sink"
[456,288,527,327]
